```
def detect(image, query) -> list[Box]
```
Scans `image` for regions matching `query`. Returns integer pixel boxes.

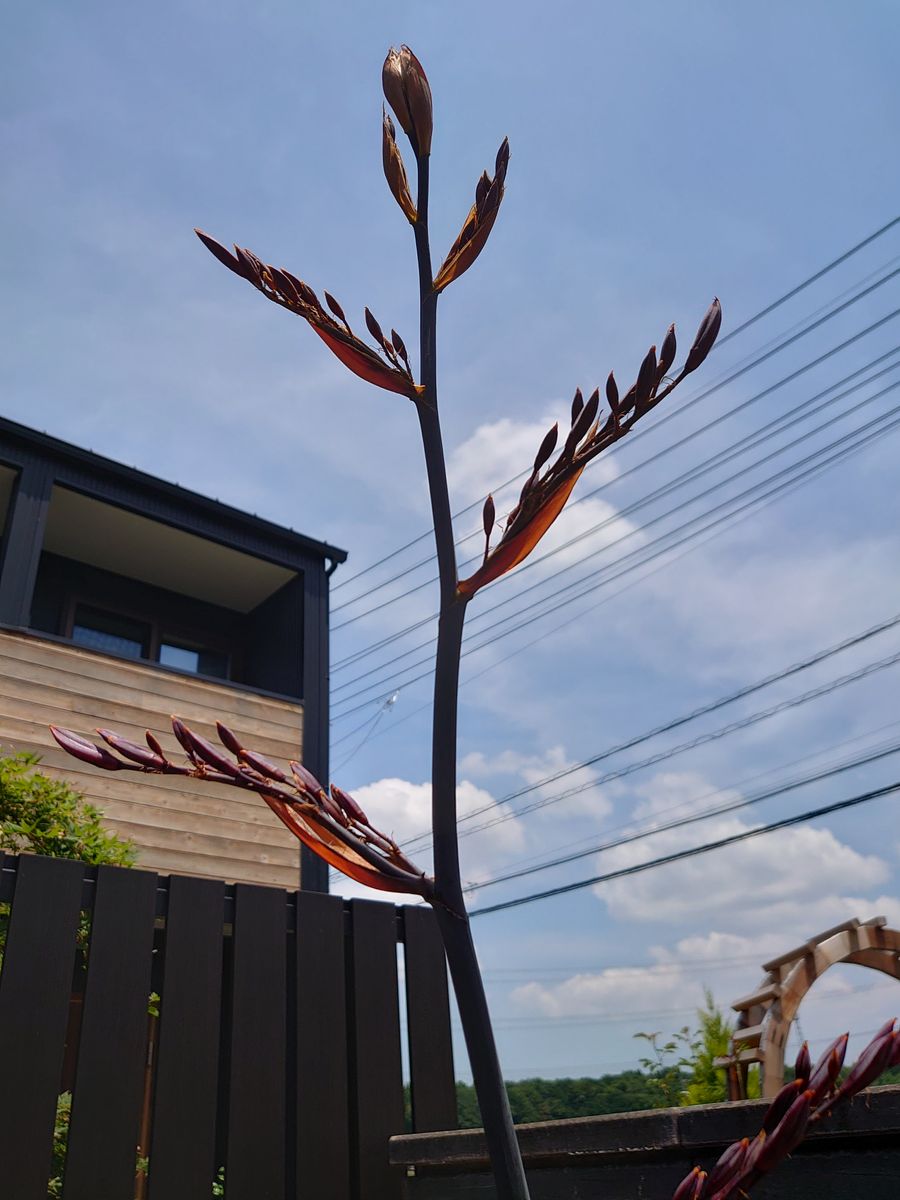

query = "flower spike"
[194,230,421,400]
[50,717,433,899]
[459,302,722,597]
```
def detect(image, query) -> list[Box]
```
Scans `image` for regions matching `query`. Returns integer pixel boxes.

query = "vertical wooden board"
[295,891,350,1200]
[0,855,84,1200]
[348,900,405,1200]
[403,906,457,1133]
[147,874,226,1200]
[225,882,287,1200]
[62,864,158,1200]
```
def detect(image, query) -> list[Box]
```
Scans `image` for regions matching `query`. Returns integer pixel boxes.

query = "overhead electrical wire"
[324,402,900,800]
[333,272,900,630]
[407,645,900,861]
[332,306,900,672]
[331,404,900,718]
[333,257,900,616]
[325,630,900,883]
[463,736,900,893]
[391,612,900,850]
[330,216,900,596]
[331,356,900,699]
[466,714,900,881]
[469,779,900,917]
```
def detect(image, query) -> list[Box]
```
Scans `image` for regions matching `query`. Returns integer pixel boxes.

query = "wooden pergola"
[716,916,900,1098]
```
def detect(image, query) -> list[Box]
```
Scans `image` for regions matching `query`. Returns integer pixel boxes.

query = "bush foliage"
[0,752,135,866]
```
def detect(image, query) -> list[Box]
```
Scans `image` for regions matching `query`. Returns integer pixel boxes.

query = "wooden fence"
[0,853,457,1200]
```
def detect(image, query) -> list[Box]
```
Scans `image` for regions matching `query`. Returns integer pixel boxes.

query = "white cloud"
[342,775,527,896]
[638,533,900,681]
[597,814,888,926]
[512,964,705,1020]
[460,744,612,823]
[446,412,641,586]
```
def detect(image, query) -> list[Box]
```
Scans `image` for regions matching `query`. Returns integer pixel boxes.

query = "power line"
[332,306,900,670]
[333,271,900,630]
[331,357,900,698]
[470,779,900,917]
[390,613,900,852]
[346,252,895,620]
[328,403,900,787]
[340,624,900,897]
[464,715,900,884]
[330,216,900,597]
[463,737,900,893]
[332,404,900,717]
[411,644,900,859]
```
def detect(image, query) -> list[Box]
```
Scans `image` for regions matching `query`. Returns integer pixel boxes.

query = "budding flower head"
[382,45,433,157]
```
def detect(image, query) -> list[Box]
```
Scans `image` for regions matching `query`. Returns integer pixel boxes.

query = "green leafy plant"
[0,752,135,867]
[636,990,759,1108]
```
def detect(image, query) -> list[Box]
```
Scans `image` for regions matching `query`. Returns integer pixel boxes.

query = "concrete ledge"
[391,1087,900,1198]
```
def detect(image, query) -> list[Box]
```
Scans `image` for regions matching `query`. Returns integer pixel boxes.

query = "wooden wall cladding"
[0,629,304,887]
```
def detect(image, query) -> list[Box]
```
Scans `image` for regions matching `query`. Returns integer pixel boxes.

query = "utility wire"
[463,737,900,893]
[333,258,900,616]
[470,780,900,916]
[332,356,900,697]
[327,401,900,783]
[332,403,900,717]
[330,216,900,596]
[392,613,900,851]
[332,267,900,627]
[333,305,900,668]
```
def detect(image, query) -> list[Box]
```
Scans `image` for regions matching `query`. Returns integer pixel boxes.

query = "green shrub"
[0,752,135,866]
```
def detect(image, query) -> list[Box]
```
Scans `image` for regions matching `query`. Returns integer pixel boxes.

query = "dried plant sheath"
[434,138,509,292]
[382,109,417,223]
[382,45,433,157]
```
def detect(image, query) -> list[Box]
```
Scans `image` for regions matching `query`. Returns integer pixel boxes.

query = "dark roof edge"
[0,414,347,565]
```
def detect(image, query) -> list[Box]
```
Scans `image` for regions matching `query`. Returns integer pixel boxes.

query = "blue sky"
[5,2,900,1081]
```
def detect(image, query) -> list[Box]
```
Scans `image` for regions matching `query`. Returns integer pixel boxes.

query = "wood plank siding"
[0,628,304,887]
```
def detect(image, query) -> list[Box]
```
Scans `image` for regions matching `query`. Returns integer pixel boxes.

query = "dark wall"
[29,552,303,699]
[245,575,304,698]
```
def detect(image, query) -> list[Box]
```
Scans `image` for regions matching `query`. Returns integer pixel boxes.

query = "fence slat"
[62,864,158,1199]
[348,899,405,1200]
[295,891,351,1200]
[0,855,84,1200]
[403,906,457,1133]
[225,882,287,1200]
[148,874,226,1200]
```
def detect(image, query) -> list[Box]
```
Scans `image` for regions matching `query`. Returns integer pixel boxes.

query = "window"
[72,605,151,661]
[159,640,229,680]
[70,604,230,680]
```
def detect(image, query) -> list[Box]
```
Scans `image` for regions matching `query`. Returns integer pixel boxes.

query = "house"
[0,415,345,890]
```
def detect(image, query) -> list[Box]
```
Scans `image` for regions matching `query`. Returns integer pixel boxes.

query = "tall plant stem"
[413,154,531,1200]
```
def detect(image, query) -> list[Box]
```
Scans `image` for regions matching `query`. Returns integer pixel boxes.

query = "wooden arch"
[717,917,900,1099]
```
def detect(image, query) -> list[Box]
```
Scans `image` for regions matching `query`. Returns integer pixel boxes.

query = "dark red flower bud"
[50,725,129,771]
[682,298,722,375]
[290,760,325,796]
[97,729,166,770]
[755,1090,812,1172]
[794,1041,811,1084]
